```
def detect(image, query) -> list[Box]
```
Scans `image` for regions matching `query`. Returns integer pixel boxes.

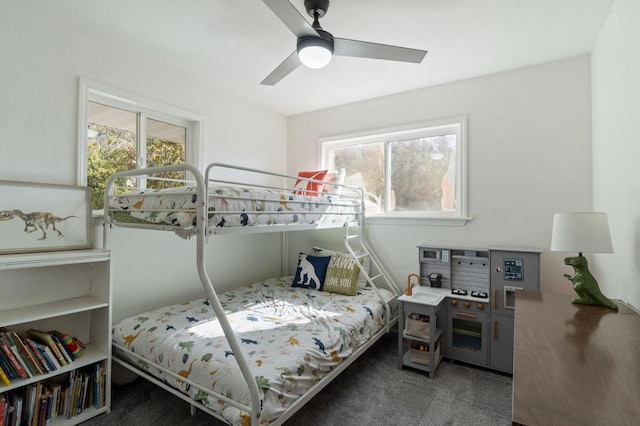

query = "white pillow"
[311,245,371,287]
[322,168,346,196]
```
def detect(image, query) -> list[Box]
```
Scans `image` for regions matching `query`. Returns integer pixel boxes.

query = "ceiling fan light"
[297,37,333,69]
[299,45,332,69]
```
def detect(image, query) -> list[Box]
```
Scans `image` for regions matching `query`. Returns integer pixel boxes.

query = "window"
[77,79,203,211]
[321,117,467,223]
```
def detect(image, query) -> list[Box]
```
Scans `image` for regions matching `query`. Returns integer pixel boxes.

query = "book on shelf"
[10,392,24,426]
[24,339,52,374]
[49,382,61,423]
[0,337,29,380]
[0,394,6,425]
[92,363,106,409]
[50,335,73,366]
[9,346,34,379]
[0,352,15,382]
[35,343,61,372]
[0,364,11,386]
[66,369,79,418]
[23,383,38,426]
[17,337,45,377]
[0,329,42,377]
[37,391,49,426]
[31,381,43,426]
[0,393,17,426]
[0,351,18,383]
[25,330,68,368]
[45,388,54,425]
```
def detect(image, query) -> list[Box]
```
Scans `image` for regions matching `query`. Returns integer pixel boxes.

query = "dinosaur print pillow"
[291,252,331,290]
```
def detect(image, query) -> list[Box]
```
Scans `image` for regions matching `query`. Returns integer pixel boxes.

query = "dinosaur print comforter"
[112,276,394,426]
[107,185,360,231]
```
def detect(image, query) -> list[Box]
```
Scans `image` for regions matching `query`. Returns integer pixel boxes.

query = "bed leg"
[190,404,196,416]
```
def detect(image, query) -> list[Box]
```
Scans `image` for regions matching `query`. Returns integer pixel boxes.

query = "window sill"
[365,215,472,227]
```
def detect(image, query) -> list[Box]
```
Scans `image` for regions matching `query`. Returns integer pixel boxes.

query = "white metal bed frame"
[103,163,401,426]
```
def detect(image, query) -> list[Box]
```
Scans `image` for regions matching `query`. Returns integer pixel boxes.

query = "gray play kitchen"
[398,245,540,376]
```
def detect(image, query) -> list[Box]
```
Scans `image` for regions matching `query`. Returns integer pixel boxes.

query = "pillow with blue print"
[292,252,332,290]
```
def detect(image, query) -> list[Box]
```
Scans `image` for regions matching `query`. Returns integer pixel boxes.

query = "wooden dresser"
[512,291,640,425]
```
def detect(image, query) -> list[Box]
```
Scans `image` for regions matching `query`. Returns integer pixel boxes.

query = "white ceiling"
[33,0,613,116]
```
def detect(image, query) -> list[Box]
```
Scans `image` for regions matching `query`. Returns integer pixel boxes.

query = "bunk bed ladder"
[342,225,401,332]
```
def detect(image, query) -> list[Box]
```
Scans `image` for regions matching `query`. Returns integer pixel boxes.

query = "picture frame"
[0,180,93,254]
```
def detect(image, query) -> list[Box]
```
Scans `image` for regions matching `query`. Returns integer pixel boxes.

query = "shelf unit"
[397,296,445,378]
[0,249,111,425]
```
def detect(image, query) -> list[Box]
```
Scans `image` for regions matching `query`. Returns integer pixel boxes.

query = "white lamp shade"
[550,212,613,253]
[298,45,332,69]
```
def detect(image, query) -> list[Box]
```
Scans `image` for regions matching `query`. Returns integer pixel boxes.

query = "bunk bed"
[103,163,401,426]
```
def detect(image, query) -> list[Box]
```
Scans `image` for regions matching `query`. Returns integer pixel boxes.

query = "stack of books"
[0,363,106,425]
[0,328,84,385]
[0,328,103,425]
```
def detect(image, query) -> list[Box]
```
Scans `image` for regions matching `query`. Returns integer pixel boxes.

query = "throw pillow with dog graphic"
[292,253,331,290]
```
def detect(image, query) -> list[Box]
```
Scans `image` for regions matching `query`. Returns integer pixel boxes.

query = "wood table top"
[512,291,640,425]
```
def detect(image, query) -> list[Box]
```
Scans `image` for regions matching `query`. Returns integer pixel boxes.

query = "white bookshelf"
[0,248,111,424]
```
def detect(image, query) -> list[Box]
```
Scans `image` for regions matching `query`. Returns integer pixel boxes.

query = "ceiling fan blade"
[261,51,302,86]
[263,0,318,37]
[334,38,427,63]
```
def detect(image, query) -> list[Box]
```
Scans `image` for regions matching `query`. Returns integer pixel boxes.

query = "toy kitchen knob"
[477,303,485,310]
[450,299,458,307]
[463,301,471,308]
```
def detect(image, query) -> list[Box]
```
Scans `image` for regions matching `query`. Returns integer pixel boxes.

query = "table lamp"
[550,212,618,310]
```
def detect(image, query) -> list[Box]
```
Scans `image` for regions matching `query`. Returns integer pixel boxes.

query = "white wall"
[0,4,287,321]
[6,1,634,317]
[592,0,640,309]
[287,56,593,294]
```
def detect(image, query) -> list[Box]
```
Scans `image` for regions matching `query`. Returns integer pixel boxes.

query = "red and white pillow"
[293,170,328,196]
[293,168,345,197]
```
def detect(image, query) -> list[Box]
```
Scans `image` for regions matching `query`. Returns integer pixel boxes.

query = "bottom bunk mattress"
[112,276,395,426]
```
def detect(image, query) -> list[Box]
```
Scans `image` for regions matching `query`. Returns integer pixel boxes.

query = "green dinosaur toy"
[563,255,618,310]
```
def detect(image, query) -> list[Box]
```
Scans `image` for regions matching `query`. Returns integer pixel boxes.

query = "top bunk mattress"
[106,185,361,232]
[112,276,395,426]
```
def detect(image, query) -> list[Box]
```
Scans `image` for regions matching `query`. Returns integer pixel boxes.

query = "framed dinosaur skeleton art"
[0,180,92,254]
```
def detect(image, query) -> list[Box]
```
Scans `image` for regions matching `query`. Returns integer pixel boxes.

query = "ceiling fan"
[261,0,428,85]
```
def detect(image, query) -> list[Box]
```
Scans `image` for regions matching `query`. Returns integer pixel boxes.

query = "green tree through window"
[86,102,186,210]
[322,117,466,218]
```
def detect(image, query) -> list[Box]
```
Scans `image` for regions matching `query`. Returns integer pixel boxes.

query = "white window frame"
[320,116,470,226]
[77,78,204,212]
